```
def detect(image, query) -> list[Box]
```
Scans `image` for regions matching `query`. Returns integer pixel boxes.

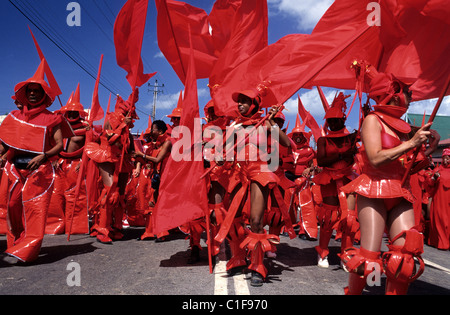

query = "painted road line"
[423,258,450,275]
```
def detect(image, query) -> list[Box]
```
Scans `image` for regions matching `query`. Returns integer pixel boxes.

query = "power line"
[9,0,122,96]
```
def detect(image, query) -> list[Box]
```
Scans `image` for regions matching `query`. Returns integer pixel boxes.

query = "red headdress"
[231,81,277,110]
[353,60,412,118]
[14,58,55,108]
[289,114,311,142]
[323,92,350,120]
[115,89,140,120]
[443,148,450,157]
[167,90,183,118]
[58,83,88,118]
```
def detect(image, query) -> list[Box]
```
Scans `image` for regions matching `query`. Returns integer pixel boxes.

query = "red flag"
[153,31,208,235]
[212,0,450,117]
[156,0,216,84]
[88,55,105,124]
[114,0,155,88]
[305,0,450,101]
[208,0,269,87]
[28,25,62,97]
[156,0,268,87]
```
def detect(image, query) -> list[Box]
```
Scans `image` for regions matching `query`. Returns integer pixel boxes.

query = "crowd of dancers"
[0,57,448,295]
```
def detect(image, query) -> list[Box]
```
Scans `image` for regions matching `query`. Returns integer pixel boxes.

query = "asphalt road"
[0,226,449,298]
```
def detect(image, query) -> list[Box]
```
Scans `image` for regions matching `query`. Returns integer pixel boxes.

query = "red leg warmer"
[383,228,425,295]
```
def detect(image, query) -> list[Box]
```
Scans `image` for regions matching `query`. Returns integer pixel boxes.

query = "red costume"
[139,131,171,241]
[427,149,450,250]
[86,94,136,243]
[313,92,358,264]
[0,60,72,262]
[46,84,90,235]
[341,66,426,295]
[285,115,318,240]
[214,87,292,281]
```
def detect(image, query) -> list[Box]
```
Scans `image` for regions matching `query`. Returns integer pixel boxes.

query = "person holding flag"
[214,86,292,287]
[340,63,437,295]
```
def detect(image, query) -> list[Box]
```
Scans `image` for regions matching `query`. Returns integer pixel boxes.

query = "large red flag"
[211,0,450,117]
[156,0,216,84]
[153,33,208,235]
[208,0,268,87]
[304,0,450,101]
[156,0,268,86]
[114,0,155,88]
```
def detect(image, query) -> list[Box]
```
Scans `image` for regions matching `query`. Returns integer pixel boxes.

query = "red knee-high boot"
[341,247,382,295]
[240,230,280,280]
[226,218,247,272]
[315,203,340,262]
[383,229,425,295]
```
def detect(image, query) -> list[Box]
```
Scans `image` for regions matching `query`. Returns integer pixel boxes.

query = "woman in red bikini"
[341,64,435,295]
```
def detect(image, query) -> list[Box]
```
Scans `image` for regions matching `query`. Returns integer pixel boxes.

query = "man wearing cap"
[0,60,73,262]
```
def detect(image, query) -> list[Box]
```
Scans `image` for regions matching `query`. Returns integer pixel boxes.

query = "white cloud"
[268,0,334,31]
[154,51,164,59]
[143,87,210,111]
[408,96,450,117]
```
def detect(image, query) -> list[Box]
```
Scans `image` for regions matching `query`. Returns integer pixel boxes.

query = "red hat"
[14,58,55,107]
[232,89,262,105]
[274,110,285,122]
[167,91,183,118]
[352,60,412,107]
[232,81,278,109]
[115,89,139,119]
[443,148,450,157]
[322,92,350,120]
[58,83,88,118]
[291,114,310,136]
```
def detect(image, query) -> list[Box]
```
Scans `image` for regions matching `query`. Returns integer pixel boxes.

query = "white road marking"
[423,258,450,275]
[214,241,251,295]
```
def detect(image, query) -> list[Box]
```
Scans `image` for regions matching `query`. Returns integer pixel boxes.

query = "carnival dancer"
[340,64,435,295]
[130,126,154,228]
[284,115,318,240]
[0,59,73,262]
[427,149,450,250]
[265,111,296,243]
[313,92,358,268]
[85,92,136,244]
[133,120,172,242]
[56,85,90,235]
[185,100,232,264]
[214,87,293,286]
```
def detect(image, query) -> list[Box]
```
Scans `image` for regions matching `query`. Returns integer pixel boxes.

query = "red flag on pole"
[88,55,105,124]
[114,0,155,89]
[152,30,208,236]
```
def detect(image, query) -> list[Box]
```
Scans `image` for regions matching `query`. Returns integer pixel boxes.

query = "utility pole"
[148,80,164,122]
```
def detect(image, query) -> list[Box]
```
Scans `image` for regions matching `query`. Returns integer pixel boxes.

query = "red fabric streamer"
[114,0,155,88]
[153,32,208,235]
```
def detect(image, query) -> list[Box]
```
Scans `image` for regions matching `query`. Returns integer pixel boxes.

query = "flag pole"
[401,74,450,186]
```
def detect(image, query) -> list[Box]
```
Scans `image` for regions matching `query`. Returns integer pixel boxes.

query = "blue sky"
[0,0,448,135]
